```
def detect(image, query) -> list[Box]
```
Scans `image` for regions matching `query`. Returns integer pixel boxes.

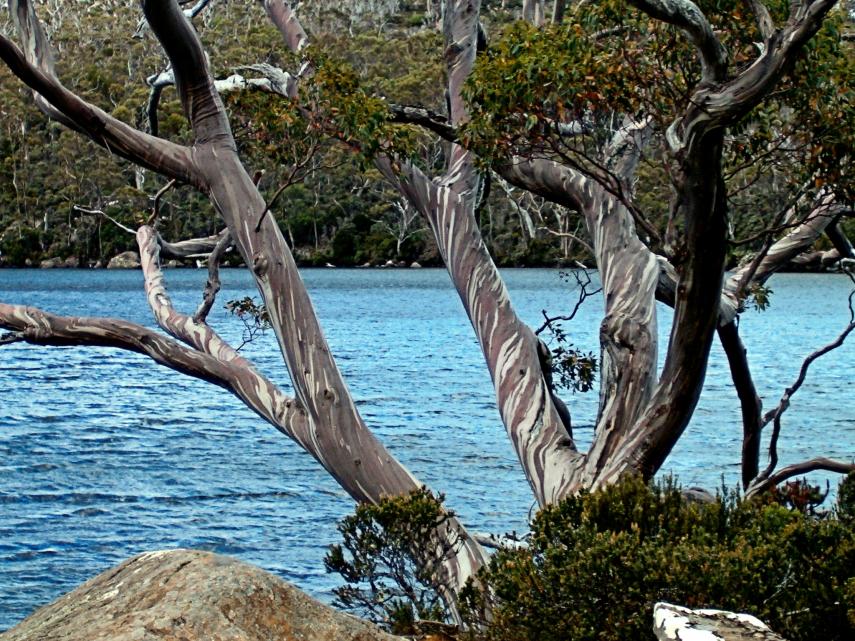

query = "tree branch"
[667,0,839,152]
[388,104,458,141]
[0,303,297,425]
[141,0,232,144]
[746,458,855,497]
[195,230,233,323]
[718,320,763,488]
[0,4,198,185]
[257,0,309,53]
[756,294,855,484]
[746,0,775,40]
[624,0,728,82]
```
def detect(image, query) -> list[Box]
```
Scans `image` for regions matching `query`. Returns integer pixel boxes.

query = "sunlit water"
[0,268,852,629]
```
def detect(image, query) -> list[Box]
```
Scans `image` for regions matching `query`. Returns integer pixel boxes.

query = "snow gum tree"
[0,0,853,621]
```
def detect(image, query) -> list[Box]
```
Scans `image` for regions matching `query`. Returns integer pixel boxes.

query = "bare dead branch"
[539,226,595,255]
[535,270,601,334]
[73,206,136,235]
[747,458,855,498]
[148,179,178,225]
[757,296,855,484]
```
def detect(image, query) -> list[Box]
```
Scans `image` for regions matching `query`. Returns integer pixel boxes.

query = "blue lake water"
[0,268,853,629]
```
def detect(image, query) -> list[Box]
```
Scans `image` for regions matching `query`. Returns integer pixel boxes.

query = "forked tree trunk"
[380,0,591,504]
[0,0,487,608]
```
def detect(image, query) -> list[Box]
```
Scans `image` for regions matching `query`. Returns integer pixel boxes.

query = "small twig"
[148,179,177,225]
[539,226,595,256]
[73,206,136,235]
[755,273,855,483]
[254,181,290,233]
[254,140,320,233]
[535,270,601,334]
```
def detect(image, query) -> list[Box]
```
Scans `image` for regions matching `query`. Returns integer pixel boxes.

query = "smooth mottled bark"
[1,0,487,604]
[379,0,590,504]
[718,321,763,488]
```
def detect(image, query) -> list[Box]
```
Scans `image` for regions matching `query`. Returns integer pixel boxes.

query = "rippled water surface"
[1,268,852,629]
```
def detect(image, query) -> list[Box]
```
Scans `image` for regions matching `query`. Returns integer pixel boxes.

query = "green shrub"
[328,477,854,640]
[837,472,855,521]
[461,476,855,641]
[325,488,465,635]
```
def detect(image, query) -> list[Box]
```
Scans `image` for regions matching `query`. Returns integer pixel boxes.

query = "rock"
[39,257,62,269]
[165,259,181,268]
[681,487,715,504]
[63,256,79,268]
[93,260,104,269]
[384,259,396,268]
[325,262,336,268]
[0,549,403,641]
[107,251,141,269]
[410,261,422,268]
[653,602,788,641]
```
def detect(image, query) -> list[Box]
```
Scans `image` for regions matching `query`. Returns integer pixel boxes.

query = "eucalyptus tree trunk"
[378,0,589,505]
[0,0,487,607]
[462,0,844,498]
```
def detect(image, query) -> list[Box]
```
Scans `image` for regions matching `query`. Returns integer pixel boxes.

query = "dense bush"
[462,474,855,641]
[328,475,855,640]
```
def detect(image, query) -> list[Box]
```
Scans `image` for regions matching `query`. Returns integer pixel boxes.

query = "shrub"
[325,488,465,635]
[328,477,854,640]
[461,476,855,641]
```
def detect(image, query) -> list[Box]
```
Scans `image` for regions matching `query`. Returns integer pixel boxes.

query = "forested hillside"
[0,0,851,268]
[0,0,579,267]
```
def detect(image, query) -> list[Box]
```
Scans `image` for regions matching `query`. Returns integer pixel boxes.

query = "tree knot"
[252,253,269,276]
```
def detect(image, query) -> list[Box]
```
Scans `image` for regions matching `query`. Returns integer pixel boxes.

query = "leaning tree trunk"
[379,0,586,506]
[0,0,487,609]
